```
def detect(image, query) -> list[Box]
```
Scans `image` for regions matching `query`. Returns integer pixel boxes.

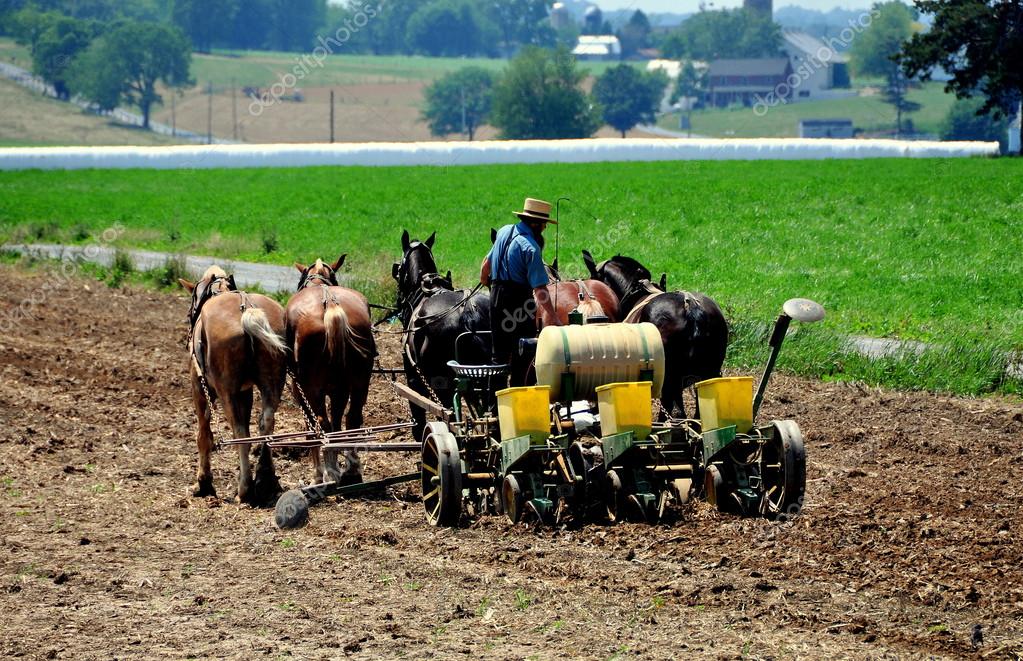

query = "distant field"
[0,77,185,147]
[661,82,957,138]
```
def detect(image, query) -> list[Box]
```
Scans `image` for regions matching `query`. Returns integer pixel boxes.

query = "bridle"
[188,274,238,330]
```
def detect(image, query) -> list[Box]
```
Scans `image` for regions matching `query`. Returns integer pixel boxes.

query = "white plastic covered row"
[0,138,998,171]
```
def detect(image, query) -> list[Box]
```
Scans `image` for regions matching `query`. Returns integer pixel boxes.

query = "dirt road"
[2,266,1021,659]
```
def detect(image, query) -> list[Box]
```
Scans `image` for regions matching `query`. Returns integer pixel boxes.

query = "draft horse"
[582,251,728,418]
[287,256,376,484]
[393,230,490,441]
[179,266,287,504]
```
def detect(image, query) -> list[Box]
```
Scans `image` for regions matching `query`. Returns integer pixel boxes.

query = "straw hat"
[514,197,557,224]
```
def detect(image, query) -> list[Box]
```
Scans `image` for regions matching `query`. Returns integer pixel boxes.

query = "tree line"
[422,48,668,140]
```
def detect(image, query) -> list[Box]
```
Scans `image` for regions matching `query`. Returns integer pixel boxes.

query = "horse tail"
[574,281,606,319]
[241,306,287,355]
[323,302,351,364]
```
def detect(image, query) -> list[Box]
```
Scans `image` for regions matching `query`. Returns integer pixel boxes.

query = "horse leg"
[342,365,373,483]
[190,371,217,498]
[224,388,254,504]
[298,380,331,485]
[253,376,283,505]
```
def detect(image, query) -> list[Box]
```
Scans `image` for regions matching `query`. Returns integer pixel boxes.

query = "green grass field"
[659,82,956,138]
[1,158,1020,395]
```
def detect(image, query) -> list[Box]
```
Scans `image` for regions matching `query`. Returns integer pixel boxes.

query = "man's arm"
[479,256,492,286]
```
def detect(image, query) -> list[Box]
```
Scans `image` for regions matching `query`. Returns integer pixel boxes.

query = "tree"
[901,0,1022,153]
[671,61,707,137]
[269,0,325,51]
[405,0,498,57]
[172,0,237,53]
[491,46,601,139]
[618,9,651,58]
[850,2,919,136]
[592,64,666,137]
[849,1,916,78]
[421,66,495,140]
[230,0,274,50]
[941,96,1010,152]
[661,8,782,60]
[69,20,192,128]
[485,0,554,52]
[31,15,96,99]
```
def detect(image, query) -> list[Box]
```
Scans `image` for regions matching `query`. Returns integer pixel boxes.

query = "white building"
[572,35,621,61]
[781,30,852,101]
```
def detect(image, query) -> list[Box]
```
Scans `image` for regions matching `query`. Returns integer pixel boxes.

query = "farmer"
[480,197,561,386]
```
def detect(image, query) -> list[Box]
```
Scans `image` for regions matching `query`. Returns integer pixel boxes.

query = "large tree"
[405,0,498,57]
[901,0,1022,152]
[592,64,666,137]
[485,0,555,52]
[618,9,651,58]
[69,20,192,128]
[850,1,920,136]
[661,8,782,60]
[491,46,601,139]
[421,66,495,140]
[269,0,325,51]
[30,14,96,99]
[172,0,237,53]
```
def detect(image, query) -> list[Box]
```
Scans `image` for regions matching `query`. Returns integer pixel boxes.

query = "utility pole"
[330,89,335,143]
[460,86,467,140]
[231,78,238,141]
[207,80,213,145]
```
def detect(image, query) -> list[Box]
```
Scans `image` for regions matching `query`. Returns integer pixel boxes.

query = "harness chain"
[286,365,326,439]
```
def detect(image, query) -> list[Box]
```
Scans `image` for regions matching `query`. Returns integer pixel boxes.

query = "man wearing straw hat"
[480,197,561,386]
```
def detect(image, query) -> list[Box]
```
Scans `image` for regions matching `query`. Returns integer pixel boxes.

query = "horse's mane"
[605,255,651,279]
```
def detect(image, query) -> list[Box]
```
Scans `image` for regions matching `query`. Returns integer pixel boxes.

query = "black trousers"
[490,281,536,387]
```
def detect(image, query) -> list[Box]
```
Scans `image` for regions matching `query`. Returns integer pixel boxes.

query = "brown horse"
[179,266,287,504]
[286,256,376,485]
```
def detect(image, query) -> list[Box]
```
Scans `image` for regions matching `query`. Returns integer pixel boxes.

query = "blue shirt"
[488,221,549,289]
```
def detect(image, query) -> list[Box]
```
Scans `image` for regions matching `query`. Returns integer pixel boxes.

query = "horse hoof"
[338,472,363,487]
[253,473,282,507]
[274,489,309,529]
[191,480,216,498]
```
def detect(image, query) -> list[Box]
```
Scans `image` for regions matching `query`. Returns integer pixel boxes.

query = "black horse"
[581,250,728,418]
[393,230,491,440]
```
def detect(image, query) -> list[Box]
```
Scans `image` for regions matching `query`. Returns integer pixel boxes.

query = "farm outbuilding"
[706,58,793,108]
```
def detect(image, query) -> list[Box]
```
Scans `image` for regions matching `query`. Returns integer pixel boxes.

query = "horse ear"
[551,257,558,273]
[178,278,195,292]
[658,273,667,290]
[226,275,237,290]
[581,250,597,278]
[446,270,452,282]
[425,231,436,249]
[294,262,306,273]
[332,254,346,272]
[490,227,497,244]
[401,229,411,252]
[391,262,400,280]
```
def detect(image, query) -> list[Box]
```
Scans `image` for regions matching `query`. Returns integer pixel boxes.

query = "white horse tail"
[323,302,352,364]
[241,306,287,355]
[575,280,606,319]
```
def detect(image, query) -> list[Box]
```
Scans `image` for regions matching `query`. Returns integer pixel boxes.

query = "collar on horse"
[188,275,239,328]
[621,279,664,324]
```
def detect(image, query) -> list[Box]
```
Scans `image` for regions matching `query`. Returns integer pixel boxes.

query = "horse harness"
[621,279,693,324]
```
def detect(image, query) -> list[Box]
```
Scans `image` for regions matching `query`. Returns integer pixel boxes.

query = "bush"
[940,97,1009,153]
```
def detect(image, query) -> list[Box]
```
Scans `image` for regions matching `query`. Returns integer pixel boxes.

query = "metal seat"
[447,360,509,379]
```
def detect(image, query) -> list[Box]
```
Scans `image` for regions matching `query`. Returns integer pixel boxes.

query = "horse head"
[294,255,343,290]
[393,229,437,302]
[581,251,653,301]
[179,265,237,326]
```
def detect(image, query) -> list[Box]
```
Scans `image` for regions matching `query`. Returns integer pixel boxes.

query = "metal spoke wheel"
[502,474,525,524]
[760,420,806,521]
[605,469,624,523]
[421,422,462,527]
